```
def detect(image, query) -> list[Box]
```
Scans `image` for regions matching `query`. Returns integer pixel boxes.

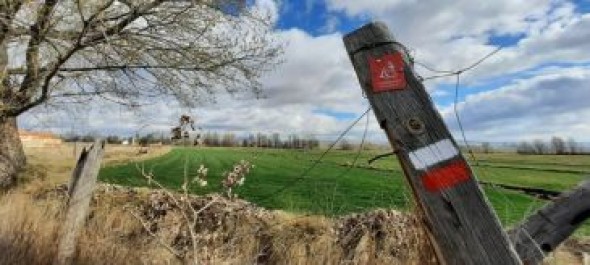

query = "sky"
[20,0,590,144]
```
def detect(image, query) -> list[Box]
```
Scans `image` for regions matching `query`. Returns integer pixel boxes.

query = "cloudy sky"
[20,0,590,144]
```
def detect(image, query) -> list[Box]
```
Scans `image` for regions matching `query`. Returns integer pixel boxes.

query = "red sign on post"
[369,52,406,93]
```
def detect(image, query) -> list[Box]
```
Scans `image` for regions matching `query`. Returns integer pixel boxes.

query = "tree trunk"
[0,117,26,189]
[1,13,26,189]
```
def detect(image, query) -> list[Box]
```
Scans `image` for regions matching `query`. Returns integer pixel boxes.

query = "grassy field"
[99,147,590,235]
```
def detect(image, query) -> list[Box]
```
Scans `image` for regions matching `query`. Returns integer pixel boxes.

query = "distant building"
[19,130,63,148]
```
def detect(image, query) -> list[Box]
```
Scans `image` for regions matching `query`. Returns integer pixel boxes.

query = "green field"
[99,147,590,235]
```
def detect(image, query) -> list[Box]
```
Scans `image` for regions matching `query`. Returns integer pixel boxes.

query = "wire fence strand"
[257,107,372,202]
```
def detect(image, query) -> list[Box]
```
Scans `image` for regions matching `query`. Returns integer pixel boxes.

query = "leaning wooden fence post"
[343,22,522,264]
[508,180,590,264]
[55,139,105,265]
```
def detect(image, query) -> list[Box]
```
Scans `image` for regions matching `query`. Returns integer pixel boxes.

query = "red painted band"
[422,160,471,192]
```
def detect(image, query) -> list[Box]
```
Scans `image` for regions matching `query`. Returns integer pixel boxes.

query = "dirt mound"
[27,183,435,264]
[336,210,436,264]
[4,182,590,264]
[95,184,437,264]
[6,185,436,264]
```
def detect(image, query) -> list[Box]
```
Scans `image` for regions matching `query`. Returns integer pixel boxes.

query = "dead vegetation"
[1,145,589,265]
[0,182,436,265]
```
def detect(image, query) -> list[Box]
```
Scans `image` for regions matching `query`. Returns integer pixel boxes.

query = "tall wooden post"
[344,22,522,264]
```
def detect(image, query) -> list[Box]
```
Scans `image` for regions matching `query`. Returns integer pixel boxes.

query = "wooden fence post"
[55,139,105,265]
[343,22,522,264]
[508,180,590,264]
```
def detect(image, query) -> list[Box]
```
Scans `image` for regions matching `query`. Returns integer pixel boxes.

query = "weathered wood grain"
[508,180,590,264]
[344,22,522,265]
[55,139,105,265]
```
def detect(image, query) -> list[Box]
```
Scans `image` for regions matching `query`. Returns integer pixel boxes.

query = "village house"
[19,130,63,148]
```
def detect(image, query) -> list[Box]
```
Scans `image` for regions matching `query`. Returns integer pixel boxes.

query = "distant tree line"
[62,134,100,143]
[137,133,171,145]
[61,131,378,151]
[62,132,171,145]
[516,136,585,155]
[200,132,320,150]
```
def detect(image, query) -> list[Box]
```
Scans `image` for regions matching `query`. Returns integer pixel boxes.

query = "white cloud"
[326,0,590,83]
[20,28,377,141]
[320,15,340,33]
[327,0,555,42]
[259,29,364,112]
[459,7,590,82]
[323,0,590,143]
[441,66,590,141]
[18,0,590,145]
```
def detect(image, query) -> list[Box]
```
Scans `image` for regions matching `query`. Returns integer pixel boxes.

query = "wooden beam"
[508,180,590,264]
[343,22,522,265]
[55,139,105,265]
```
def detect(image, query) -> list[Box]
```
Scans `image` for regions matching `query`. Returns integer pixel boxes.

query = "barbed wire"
[420,46,547,257]
[329,108,371,181]
[257,107,371,203]
[419,47,503,81]
[414,47,504,161]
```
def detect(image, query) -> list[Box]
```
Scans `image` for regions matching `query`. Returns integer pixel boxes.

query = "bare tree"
[220,132,236,147]
[567,138,578,155]
[481,142,492,154]
[0,0,282,188]
[532,139,547,155]
[551,136,566,155]
[516,141,534,155]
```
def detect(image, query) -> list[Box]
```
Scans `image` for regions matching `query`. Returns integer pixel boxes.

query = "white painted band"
[409,139,459,170]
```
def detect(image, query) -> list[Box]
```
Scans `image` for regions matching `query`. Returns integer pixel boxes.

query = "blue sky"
[20,0,590,143]
[277,1,366,36]
[271,0,590,134]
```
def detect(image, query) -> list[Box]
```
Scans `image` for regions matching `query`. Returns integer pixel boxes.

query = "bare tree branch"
[0,1,23,44]
[19,0,59,95]
[1,0,282,118]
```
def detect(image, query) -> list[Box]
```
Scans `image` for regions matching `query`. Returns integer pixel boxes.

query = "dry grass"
[1,144,587,264]
[0,182,437,265]
[0,185,165,265]
[0,192,59,265]
[21,143,171,185]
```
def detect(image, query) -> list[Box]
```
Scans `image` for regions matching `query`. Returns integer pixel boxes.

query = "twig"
[368,151,395,164]
[195,199,217,216]
[126,208,184,259]
[134,162,218,265]
[135,163,200,264]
